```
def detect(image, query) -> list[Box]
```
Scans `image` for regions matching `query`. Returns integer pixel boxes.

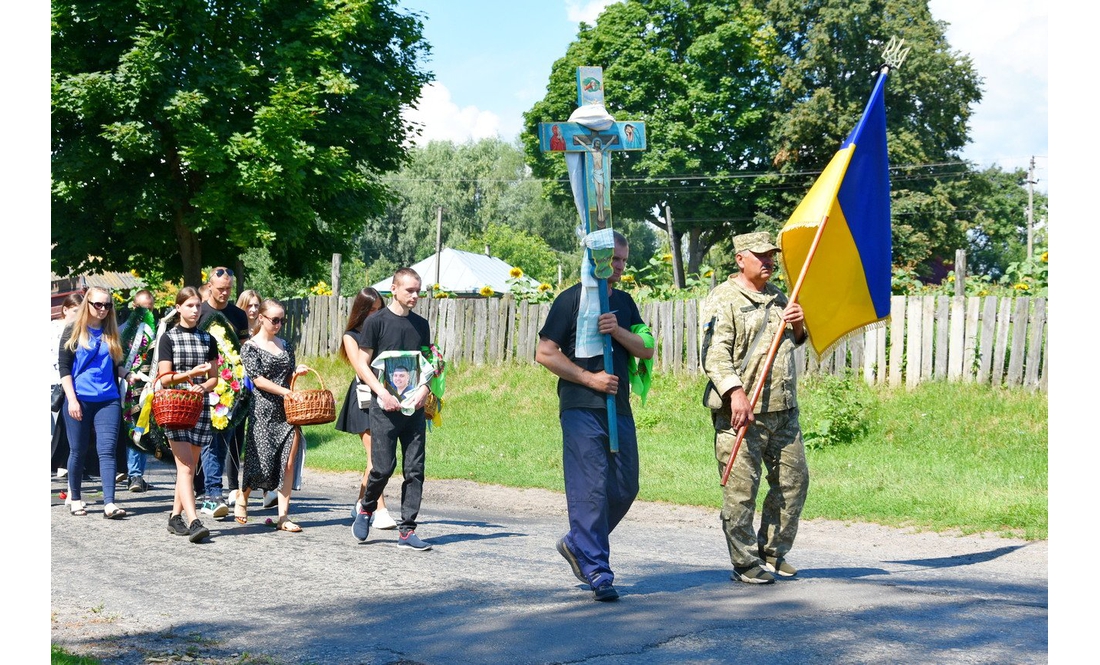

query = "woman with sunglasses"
[226,288,263,509]
[157,287,218,543]
[236,299,308,531]
[58,287,134,518]
[335,287,396,529]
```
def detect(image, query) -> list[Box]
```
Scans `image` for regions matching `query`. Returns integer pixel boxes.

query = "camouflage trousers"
[713,407,809,568]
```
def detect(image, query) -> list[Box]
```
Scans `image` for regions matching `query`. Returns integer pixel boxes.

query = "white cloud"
[928,0,1047,177]
[564,0,620,24]
[402,82,502,145]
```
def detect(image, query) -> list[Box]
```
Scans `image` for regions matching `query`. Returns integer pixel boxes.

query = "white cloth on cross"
[576,229,616,358]
[565,103,618,359]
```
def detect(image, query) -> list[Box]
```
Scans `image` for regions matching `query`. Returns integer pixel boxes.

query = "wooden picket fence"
[281,294,1047,392]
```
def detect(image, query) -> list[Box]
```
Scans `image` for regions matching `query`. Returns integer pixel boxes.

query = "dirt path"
[50,460,1047,664]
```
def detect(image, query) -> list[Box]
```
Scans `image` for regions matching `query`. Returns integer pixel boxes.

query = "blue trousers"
[63,397,121,504]
[560,408,639,588]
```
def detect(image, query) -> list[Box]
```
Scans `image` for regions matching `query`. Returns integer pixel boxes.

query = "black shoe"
[556,537,587,584]
[188,519,210,543]
[731,564,775,584]
[167,514,189,536]
[592,581,619,602]
[128,476,149,493]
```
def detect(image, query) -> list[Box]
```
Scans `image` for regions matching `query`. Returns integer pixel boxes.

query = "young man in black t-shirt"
[536,232,653,601]
[351,268,434,551]
[191,266,249,517]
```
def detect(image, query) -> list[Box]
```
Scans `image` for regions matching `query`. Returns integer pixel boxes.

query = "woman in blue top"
[59,286,135,518]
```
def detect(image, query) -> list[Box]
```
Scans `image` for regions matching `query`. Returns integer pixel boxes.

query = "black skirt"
[335,378,371,434]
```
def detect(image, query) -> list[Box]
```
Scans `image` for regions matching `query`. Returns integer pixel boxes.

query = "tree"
[359,138,584,266]
[756,0,983,272]
[524,0,777,276]
[523,0,983,277]
[52,0,431,286]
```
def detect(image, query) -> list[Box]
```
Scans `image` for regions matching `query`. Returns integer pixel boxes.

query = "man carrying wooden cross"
[536,66,653,602]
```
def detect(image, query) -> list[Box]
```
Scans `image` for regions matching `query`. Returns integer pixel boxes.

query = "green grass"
[300,357,1048,540]
[51,645,101,664]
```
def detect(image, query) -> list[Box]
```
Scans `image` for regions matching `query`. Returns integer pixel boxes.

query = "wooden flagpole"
[720,214,830,487]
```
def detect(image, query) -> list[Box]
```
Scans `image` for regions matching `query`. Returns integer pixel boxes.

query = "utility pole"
[665,205,685,288]
[433,206,443,297]
[1026,156,1036,261]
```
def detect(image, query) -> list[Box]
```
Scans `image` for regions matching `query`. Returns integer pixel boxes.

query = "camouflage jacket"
[700,277,804,414]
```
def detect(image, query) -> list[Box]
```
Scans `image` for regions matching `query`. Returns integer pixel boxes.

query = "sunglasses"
[263,315,284,326]
[89,301,113,311]
[213,268,234,278]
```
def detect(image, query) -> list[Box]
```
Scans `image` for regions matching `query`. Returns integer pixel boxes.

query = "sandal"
[234,493,249,525]
[69,500,87,516]
[275,516,302,532]
[103,503,128,520]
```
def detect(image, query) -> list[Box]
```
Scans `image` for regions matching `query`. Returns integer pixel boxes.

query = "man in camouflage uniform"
[700,232,809,585]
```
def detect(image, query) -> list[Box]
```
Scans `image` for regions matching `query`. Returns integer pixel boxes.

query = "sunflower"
[1013,282,1030,291]
[538,283,552,292]
[509,267,524,278]
[479,285,495,298]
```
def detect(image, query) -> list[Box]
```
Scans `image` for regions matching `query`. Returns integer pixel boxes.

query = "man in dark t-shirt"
[536,232,653,602]
[351,268,434,551]
[190,266,248,516]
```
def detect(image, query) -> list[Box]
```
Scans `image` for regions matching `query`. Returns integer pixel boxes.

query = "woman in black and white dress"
[156,287,218,543]
[237,299,308,531]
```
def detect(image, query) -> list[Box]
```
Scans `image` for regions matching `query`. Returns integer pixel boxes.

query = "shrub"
[800,370,874,450]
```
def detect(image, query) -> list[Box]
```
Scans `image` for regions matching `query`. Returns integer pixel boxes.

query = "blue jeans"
[560,408,639,588]
[127,446,147,478]
[198,428,230,499]
[63,397,121,505]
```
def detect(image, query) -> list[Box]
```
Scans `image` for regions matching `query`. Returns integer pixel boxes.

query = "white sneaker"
[263,490,279,509]
[372,507,397,530]
[227,489,239,507]
[56,468,68,479]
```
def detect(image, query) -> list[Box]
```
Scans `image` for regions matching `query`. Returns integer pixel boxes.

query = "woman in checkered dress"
[155,287,218,543]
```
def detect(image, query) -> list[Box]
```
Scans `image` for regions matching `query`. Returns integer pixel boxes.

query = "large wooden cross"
[538,66,647,452]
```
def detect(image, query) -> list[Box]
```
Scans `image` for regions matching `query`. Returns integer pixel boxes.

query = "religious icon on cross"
[536,66,647,453]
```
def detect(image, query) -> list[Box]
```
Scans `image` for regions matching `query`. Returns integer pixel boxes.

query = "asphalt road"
[50,459,1047,664]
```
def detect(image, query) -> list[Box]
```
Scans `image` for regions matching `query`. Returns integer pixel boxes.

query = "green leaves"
[52,0,431,284]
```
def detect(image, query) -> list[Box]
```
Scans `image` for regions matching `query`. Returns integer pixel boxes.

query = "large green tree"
[523,0,983,276]
[52,0,430,285]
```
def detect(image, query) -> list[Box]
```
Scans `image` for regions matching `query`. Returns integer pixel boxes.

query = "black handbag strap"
[72,335,103,380]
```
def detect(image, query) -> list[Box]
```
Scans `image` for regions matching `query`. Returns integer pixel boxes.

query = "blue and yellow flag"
[778,70,893,356]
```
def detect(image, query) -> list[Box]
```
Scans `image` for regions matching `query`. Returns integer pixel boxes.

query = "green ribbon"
[628,323,654,406]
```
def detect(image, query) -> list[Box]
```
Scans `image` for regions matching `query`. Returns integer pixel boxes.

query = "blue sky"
[398,0,1048,188]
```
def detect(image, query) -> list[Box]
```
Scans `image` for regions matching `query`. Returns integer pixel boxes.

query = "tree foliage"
[52,0,431,285]
[523,0,984,277]
[363,138,600,266]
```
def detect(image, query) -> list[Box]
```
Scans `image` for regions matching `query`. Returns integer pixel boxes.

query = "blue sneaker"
[397,531,432,551]
[352,508,371,542]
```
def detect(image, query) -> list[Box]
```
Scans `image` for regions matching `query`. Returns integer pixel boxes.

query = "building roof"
[371,248,539,295]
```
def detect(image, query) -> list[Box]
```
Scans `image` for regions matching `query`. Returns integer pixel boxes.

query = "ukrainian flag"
[778,70,893,356]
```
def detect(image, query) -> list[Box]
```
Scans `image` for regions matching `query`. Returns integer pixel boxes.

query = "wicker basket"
[285,366,336,426]
[152,371,205,429]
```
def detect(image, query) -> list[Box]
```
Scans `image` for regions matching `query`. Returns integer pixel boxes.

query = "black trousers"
[363,407,426,534]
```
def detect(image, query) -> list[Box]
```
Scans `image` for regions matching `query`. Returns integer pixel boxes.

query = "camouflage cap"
[733,231,780,254]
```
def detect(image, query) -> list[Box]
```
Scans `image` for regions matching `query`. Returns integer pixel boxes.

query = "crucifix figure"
[537,66,647,453]
[571,133,619,228]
